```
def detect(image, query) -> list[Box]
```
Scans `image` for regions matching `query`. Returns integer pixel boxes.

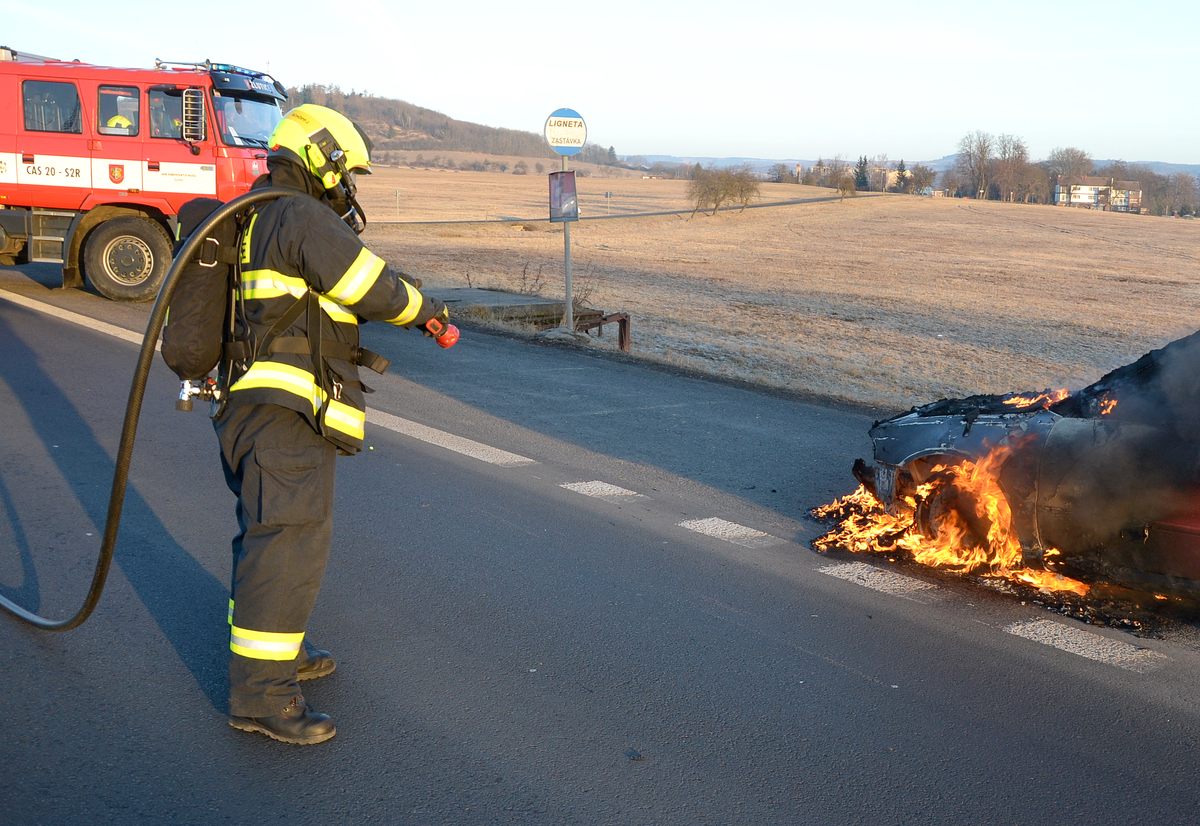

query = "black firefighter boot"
[228,696,336,745]
[297,644,336,682]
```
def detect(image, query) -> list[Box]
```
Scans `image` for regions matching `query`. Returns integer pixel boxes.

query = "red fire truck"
[0,46,286,300]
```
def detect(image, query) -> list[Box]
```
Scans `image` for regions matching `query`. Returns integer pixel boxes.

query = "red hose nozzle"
[424,317,460,349]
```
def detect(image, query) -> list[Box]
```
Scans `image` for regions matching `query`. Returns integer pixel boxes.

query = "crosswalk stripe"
[1005,619,1168,673]
[679,517,781,548]
[561,481,643,499]
[819,561,937,596]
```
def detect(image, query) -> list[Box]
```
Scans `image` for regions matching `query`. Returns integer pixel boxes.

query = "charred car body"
[855,331,1200,597]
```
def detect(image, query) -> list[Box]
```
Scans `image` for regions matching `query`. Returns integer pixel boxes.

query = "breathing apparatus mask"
[323,147,368,234]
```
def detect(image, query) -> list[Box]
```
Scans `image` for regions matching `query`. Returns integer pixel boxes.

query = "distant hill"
[288,84,550,157]
[286,85,620,166]
[1092,159,1200,177]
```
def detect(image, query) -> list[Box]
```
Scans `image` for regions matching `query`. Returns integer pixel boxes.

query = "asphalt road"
[3,264,1200,825]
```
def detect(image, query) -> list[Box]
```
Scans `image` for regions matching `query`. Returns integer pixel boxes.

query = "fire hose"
[0,187,457,631]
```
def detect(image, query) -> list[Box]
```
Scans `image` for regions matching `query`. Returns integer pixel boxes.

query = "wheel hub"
[103,236,153,285]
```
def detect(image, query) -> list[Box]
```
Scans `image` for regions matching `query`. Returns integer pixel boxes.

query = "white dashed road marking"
[819,562,938,597]
[1004,619,1168,673]
[0,289,153,348]
[560,481,644,499]
[366,409,536,467]
[679,517,781,548]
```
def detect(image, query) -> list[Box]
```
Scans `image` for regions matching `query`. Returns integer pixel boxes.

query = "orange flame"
[1002,388,1070,409]
[1100,396,1118,415]
[814,447,1090,596]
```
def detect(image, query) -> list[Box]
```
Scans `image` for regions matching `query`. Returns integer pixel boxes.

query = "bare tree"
[726,166,761,211]
[1047,146,1093,205]
[993,134,1029,202]
[909,164,937,193]
[687,167,760,216]
[837,175,856,201]
[956,130,993,199]
[1166,173,1199,216]
[939,166,966,196]
[801,158,823,186]
[1019,162,1052,203]
[824,155,849,189]
[687,168,723,218]
[870,153,890,193]
[767,163,796,183]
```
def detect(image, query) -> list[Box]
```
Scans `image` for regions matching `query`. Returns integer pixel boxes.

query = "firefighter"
[105,113,133,132]
[218,104,451,745]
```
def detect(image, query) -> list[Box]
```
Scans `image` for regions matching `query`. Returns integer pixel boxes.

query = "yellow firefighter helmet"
[267,104,372,190]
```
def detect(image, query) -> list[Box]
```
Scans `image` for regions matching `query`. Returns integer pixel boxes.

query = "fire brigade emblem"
[109,164,124,184]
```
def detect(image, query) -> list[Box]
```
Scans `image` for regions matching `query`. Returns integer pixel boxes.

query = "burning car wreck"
[817,330,1200,602]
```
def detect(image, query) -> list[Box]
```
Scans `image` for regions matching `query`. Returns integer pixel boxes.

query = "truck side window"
[22,80,82,133]
[97,85,140,136]
[148,88,184,139]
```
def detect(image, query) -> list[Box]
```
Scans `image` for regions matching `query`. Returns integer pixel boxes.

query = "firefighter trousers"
[214,402,337,717]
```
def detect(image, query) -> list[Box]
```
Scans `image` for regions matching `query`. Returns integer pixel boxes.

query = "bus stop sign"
[544,108,586,156]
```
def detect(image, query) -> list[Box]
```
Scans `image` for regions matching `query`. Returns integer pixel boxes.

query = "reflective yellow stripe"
[240,212,258,265]
[386,280,425,326]
[324,399,365,441]
[240,268,308,300]
[231,360,324,413]
[227,598,234,625]
[327,247,385,307]
[239,269,360,324]
[230,625,304,661]
[230,361,365,443]
[318,296,359,324]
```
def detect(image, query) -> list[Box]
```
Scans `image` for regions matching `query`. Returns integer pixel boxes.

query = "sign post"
[544,108,586,332]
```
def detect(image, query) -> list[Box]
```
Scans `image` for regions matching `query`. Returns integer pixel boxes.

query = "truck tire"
[83,216,172,302]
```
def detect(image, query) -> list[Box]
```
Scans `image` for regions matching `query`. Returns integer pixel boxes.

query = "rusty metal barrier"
[575,311,631,352]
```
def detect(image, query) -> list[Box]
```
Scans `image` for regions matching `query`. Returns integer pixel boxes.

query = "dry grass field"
[358,166,1200,412]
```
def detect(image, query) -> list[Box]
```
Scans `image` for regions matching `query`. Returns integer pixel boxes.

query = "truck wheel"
[83,216,172,302]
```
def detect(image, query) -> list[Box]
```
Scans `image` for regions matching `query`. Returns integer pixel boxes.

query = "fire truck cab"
[0,46,286,300]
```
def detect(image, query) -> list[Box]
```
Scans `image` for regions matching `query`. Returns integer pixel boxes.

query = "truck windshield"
[212,93,282,149]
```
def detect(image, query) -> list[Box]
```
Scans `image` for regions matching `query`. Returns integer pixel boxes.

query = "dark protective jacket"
[223,159,440,453]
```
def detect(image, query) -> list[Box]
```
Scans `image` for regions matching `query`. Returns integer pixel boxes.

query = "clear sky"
[9,0,1198,164]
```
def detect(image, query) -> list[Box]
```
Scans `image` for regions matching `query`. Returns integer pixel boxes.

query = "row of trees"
[788,135,1198,217]
[947,131,1200,215]
[785,155,935,193]
[947,131,1073,203]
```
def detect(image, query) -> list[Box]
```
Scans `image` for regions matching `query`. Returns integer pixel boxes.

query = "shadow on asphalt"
[0,473,40,612]
[0,319,231,712]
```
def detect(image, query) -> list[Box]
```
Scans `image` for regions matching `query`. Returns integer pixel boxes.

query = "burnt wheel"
[914,470,993,548]
[83,216,172,302]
